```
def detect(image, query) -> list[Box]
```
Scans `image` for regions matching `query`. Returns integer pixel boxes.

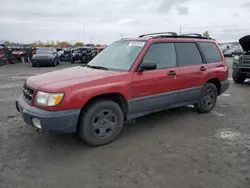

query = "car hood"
[26,66,128,92]
[12,51,25,55]
[239,35,250,51]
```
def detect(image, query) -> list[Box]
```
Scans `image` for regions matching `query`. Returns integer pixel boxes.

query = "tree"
[203,31,210,38]
[60,41,71,48]
[4,41,10,46]
[74,42,84,47]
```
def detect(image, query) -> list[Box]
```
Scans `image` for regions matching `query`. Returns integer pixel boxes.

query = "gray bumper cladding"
[16,95,81,133]
[220,80,230,95]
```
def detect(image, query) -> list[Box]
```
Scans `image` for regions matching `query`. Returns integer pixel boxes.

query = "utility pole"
[179,26,182,35]
[121,34,123,39]
[82,25,85,44]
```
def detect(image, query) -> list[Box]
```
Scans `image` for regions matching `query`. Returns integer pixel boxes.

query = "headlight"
[233,55,240,61]
[35,91,64,106]
[233,55,240,64]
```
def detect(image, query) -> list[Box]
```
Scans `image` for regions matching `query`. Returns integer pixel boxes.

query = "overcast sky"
[0,0,250,44]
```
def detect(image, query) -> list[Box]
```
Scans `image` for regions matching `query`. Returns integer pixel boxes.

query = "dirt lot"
[1,59,250,188]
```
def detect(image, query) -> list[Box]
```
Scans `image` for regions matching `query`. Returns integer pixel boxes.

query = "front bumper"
[16,95,81,133]
[233,62,250,77]
[32,59,53,65]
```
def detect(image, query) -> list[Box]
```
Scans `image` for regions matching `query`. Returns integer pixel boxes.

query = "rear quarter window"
[199,42,222,63]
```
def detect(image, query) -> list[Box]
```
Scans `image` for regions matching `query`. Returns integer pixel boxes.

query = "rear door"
[131,42,180,116]
[175,42,206,103]
[198,42,228,82]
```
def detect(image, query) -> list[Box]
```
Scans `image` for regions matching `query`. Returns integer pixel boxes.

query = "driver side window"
[143,43,177,69]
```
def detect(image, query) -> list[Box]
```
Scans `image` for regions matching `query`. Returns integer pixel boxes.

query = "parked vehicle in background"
[0,46,23,64]
[71,47,88,64]
[232,35,250,83]
[0,45,5,66]
[96,46,105,54]
[11,47,27,63]
[16,32,229,146]
[59,48,71,61]
[71,46,97,64]
[31,47,60,67]
[223,46,243,57]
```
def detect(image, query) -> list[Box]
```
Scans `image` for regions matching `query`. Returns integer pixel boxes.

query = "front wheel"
[78,100,124,146]
[232,72,246,83]
[52,60,57,67]
[0,59,4,66]
[81,56,86,64]
[195,83,218,113]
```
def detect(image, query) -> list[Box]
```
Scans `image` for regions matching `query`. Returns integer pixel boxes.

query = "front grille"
[240,68,250,73]
[23,84,35,104]
[242,55,250,65]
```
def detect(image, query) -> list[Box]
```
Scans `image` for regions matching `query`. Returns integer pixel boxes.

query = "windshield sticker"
[128,42,145,47]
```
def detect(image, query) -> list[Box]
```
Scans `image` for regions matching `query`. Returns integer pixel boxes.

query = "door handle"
[168,71,177,76]
[200,66,207,71]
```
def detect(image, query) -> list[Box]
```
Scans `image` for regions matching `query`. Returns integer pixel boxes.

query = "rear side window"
[175,43,203,67]
[143,43,177,69]
[199,42,222,63]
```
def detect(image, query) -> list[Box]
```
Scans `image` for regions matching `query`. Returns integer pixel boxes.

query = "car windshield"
[87,41,146,71]
[36,49,53,54]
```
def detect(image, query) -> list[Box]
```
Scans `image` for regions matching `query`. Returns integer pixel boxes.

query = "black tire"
[195,83,218,113]
[0,59,4,66]
[232,72,246,83]
[78,100,124,146]
[71,58,75,64]
[81,56,86,64]
[57,59,60,65]
[52,60,57,67]
[32,63,36,67]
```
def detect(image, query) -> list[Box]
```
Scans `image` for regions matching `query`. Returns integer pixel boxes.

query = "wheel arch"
[206,78,221,95]
[79,92,129,120]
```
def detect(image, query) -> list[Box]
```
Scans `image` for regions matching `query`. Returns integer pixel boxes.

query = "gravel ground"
[1,59,250,188]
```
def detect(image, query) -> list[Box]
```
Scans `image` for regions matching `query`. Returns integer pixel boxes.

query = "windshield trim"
[89,40,148,72]
[128,40,148,72]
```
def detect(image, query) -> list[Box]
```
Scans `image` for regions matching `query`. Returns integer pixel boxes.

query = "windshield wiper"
[85,65,109,70]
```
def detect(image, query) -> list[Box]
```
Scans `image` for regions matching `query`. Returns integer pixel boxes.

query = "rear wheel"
[195,83,217,113]
[232,72,246,83]
[78,100,124,146]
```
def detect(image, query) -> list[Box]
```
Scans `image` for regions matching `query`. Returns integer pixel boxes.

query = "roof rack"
[139,32,178,38]
[138,32,212,40]
[180,33,203,37]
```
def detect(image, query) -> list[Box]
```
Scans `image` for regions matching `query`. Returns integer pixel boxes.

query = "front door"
[130,42,180,117]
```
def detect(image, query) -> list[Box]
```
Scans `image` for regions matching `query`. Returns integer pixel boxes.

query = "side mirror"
[138,62,157,72]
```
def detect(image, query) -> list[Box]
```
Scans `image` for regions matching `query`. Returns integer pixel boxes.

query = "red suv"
[16,32,229,146]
